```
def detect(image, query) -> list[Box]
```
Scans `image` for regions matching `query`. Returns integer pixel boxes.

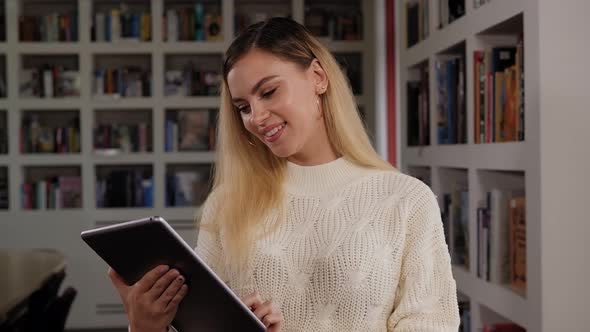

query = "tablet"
[81,216,266,332]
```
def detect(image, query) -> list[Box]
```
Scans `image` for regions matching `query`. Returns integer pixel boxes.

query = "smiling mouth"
[264,122,287,143]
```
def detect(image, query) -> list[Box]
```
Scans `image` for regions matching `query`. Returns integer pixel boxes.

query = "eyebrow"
[231,75,279,103]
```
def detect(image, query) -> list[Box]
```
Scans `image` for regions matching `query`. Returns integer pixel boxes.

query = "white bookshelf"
[0,0,376,328]
[399,0,590,331]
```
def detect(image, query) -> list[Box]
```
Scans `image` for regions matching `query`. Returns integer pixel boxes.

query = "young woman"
[109,17,460,332]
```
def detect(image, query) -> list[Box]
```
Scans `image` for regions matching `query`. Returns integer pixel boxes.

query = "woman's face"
[227,49,329,162]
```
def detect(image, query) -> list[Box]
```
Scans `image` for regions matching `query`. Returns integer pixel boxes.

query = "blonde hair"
[201,18,394,276]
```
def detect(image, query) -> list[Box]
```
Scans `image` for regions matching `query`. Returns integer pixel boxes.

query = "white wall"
[538,0,590,330]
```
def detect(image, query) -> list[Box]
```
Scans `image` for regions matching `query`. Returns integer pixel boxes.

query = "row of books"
[405,0,429,48]
[21,115,80,154]
[92,9,151,42]
[441,188,469,268]
[458,300,471,332]
[407,66,430,146]
[93,123,151,153]
[166,170,210,207]
[94,67,151,98]
[439,0,465,29]
[437,56,466,144]
[20,66,81,98]
[0,168,7,209]
[474,38,524,143]
[96,170,153,208]
[21,175,81,210]
[305,9,362,41]
[19,13,78,42]
[164,7,222,42]
[477,189,526,294]
[164,68,221,97]
[165,110,216,152]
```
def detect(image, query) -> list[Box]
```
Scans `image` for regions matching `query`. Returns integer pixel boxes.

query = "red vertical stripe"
[386,0,397,167]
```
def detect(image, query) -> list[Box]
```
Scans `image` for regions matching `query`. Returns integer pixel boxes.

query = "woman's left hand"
[241,292,284,332]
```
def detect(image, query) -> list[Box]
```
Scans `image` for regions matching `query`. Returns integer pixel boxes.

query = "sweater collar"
[284,157,368,194]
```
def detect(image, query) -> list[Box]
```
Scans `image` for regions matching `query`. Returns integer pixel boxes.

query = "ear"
[309,59,329,95]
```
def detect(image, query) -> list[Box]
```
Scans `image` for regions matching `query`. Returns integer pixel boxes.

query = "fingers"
[241,292,264,310]
[165,284,189,312]
[135,265,170,293]
[148,269,180,301]
[264,312,284,331]
[253,300,273,320]
[156,273,185,306]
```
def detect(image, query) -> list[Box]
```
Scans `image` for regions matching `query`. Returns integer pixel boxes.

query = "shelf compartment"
[166,163,212,208]
[475,170,526,297]
[21,165,82,210]
[305,0,363,41]
[92,0,152,42]
[235,0,290,37]
[406,165,432,188]
[406,59,430,147]
[95,164,153,208]
[164,108,216,153]
[164,54,222,97]
[93,53,152,98]
[439,167,469,270]
[334,52,362,95]
[20,54,80,98]
[20,109,80,154]
[163,0,222,42]
[93,108,153,154]
[19,0,78,42]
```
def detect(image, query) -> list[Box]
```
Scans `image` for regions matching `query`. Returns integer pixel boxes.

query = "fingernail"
[160,265,169,272]
[177,276,184,283]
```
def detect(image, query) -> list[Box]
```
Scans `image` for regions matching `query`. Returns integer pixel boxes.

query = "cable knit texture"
[195,158,460,331]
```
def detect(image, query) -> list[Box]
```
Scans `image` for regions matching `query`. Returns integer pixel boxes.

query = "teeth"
[265,123,286,137]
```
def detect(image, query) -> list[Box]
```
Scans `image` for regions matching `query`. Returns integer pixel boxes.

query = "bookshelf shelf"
[19,155,83,165]
[163,96,220,108]
[403,142,528,170]
[91,97,155,109]
[18,99,83,109]
[1,0,376,328]
[163,152,216,164]
[88,42,155,54]
[160,41,227,53]
[453,266,528,329]
[17,43,81,53]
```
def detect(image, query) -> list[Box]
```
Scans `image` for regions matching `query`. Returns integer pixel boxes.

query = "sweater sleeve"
[194,191,227,282]
[387,183,460,332]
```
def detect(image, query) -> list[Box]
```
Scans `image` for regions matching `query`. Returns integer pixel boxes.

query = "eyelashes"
[236,88,278,114]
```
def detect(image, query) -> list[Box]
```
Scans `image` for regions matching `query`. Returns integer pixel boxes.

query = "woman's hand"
[108,265,188,332]
[241,292,284,332]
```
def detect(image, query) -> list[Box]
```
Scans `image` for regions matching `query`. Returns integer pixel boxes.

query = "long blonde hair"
[202,17,394,275]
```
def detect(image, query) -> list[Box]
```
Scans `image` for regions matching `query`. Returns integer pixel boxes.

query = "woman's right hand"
[108,265,189,332]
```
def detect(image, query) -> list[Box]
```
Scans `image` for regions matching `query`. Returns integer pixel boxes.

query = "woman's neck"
[286,121,338,166]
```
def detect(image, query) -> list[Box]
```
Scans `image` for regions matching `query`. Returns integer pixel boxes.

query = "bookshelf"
[0,0,376,328]
[400,0,590,331]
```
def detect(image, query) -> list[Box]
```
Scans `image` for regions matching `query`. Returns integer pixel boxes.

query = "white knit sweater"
[196,158,460,331]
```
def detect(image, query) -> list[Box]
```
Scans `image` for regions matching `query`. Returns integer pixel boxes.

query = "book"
[509,196,526,293]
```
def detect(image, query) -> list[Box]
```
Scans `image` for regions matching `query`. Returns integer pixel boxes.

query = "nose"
[249,102,270,127]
